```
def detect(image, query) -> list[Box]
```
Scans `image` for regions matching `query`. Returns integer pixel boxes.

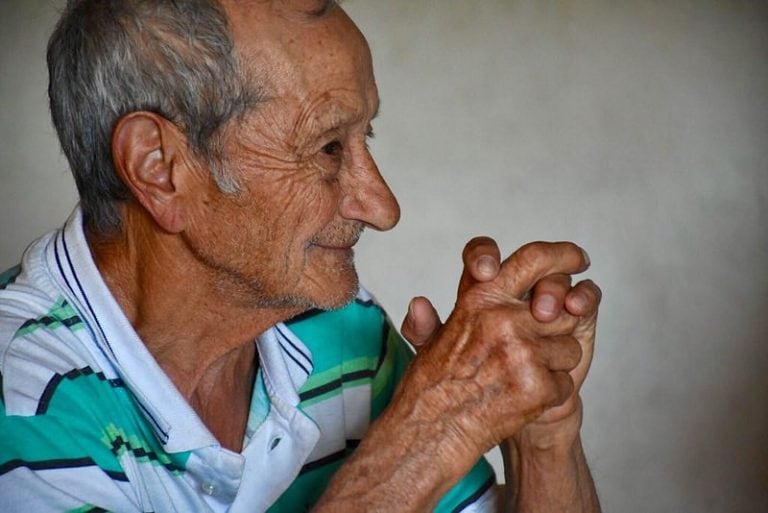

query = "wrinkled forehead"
[220,0,375,100]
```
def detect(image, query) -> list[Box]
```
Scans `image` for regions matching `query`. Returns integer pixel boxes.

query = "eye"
[321,140,343,156]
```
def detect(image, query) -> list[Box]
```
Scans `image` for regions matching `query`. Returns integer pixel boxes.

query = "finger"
[549,371,575,407]
[494,242,590,300]
[531,334,582,372]
[564,279,602,318]
[458,236,502,296]
[401,296,442,350]
[530,273,572,322]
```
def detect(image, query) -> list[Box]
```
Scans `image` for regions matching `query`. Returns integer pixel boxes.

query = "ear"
[111,112,190,233]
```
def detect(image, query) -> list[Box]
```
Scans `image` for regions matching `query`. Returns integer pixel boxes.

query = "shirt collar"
[44,207,313,453]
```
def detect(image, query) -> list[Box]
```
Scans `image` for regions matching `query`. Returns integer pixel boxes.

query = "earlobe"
[112,112,187,233]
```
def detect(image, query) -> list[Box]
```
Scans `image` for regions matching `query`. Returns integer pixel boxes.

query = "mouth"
[309,224,364,251]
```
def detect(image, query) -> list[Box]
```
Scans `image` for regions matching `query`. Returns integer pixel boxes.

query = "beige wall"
[1,1,767,511]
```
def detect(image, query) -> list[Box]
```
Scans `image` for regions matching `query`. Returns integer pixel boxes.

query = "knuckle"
[518,241,550,263]
[507,337,538,366]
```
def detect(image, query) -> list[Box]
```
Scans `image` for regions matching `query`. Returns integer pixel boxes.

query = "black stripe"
[0,457,127,482]
[60,230,169,443]
[278,339,311,376]
[300,377,342,401]
[36,366,125,415]
[109,436,184,473]
[61,230,111,355]
[286,308,325,324]
[17,313,83,333]
[36,373,65,415]
[104,469,130,482]
[374,320,390,372]
[299,439,361,475]
[299,448,347,475]
[286,298,380,326]
[275,325,312,367]
[298,367,378,402]
[450,476,495,513]
[83,507,109,513]
[342,369,375,383]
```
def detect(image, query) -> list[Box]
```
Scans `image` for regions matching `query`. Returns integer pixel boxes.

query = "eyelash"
[321,130,375,156]
[321,140,343,156]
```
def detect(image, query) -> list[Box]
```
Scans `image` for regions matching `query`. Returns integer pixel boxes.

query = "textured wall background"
[1,1,767,511]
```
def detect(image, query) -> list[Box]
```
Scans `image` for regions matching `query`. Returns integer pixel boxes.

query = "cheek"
[261,171,340,256]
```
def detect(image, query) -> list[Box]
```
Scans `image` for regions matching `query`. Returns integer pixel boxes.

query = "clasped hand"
[397,237,601,462]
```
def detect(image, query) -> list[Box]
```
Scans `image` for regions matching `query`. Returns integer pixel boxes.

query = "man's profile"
[0,1,602,511]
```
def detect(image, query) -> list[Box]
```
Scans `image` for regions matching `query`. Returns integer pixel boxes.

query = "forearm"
[502,408,600,513]
[313,386,478,512]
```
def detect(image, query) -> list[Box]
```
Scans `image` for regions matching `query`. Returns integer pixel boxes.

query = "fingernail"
[570,293,587,311]
[477,255,496,277]
[536,295,557,316]
[581,248,591,268]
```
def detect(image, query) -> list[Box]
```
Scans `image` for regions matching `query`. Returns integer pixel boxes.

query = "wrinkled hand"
[398,237,600,454]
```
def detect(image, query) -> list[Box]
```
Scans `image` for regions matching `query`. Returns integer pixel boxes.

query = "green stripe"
[13,296,84,339]
[286,300,386,375]
[300,354,380,393]
[371,326,413,418]
[0,368,189,478]
[0,264,21,289]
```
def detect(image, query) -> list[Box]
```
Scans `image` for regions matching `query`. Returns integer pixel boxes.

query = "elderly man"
[0,0,602,511]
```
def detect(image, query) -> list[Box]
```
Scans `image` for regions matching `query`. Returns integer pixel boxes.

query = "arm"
[502,258,602,513]
[315,239,597,512]
[402,238,602,513]
[502,406,600,513]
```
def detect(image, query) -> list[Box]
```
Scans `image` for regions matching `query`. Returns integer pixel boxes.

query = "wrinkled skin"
[316,240,601,512]
[403,237,601,436]
[97,1,602,510]
[182,0,399,311]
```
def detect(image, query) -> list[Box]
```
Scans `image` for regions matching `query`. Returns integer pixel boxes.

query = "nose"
[339,149,400,231]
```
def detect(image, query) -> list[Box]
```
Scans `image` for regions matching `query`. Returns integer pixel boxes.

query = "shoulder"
[0,260,147,510]
[1,254,95,417]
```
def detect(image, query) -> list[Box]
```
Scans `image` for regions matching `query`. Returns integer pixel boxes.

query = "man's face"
[183,0,400,311]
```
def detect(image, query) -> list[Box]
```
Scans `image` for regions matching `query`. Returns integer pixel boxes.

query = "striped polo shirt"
[0,207,496,512]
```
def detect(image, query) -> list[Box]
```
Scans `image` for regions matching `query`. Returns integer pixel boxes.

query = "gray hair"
[47,0,260,234]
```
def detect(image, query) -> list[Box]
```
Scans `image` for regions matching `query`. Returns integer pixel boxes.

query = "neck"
[87,207,303,450]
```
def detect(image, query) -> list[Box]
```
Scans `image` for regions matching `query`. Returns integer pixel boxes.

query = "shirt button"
[201,482,216,496]
[269,436,282,451]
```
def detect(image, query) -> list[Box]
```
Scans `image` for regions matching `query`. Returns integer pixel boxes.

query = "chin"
[306,272,360,311]
[255,268,358,313]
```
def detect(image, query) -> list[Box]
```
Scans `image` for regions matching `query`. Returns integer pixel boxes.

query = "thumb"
[401,296,442,351]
